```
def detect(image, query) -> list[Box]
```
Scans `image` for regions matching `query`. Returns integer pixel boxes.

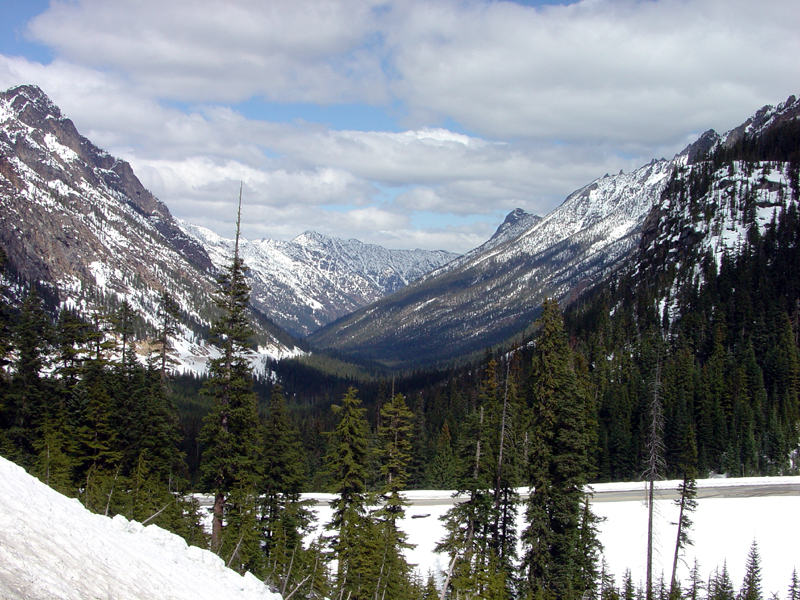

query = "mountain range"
[309,95,800,368]
[2,82,798,372]
[0,84,453,369]
[178,222,457,338]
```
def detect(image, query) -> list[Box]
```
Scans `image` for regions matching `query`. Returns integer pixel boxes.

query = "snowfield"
[2,454,798,599]
[0,457,280,600]
[304,479,800,596]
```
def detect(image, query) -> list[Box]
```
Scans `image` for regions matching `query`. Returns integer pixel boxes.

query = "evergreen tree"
[670,426,698,598]
[739,540,763,600]
[324,386,370,599]
[5,288,50,463]
[709,563,736,600]
[788,569,800,600]
[522,299,598,600]
[199,190,261,554]
[156,291,181,379]
[426,421,461,489]
[259,383,311,589]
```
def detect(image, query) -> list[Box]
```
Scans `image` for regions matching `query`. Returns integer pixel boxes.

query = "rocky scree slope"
[180,221,458,337]
[0,84,299,368]
[309,98,799,368]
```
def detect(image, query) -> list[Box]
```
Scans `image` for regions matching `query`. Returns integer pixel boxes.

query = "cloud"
[27,0,390,104]
[4,0,800,253]
[386,0,800,142]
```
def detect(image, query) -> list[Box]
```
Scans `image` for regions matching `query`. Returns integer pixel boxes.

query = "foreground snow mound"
[0,457,280,600]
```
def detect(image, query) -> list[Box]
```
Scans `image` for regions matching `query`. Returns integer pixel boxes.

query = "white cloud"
[3,0,799,253]
[27,0,390,104]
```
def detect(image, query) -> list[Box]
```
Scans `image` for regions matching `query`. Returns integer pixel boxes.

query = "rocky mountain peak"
[1,84,64,122]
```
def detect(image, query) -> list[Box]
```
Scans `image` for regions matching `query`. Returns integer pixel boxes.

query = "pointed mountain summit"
[0,84,299,369]
[309,95,800,368]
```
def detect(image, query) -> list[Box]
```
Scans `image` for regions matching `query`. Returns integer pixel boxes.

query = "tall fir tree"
[739,540,763,600]
[324,386,370,599]
[199,187,261,555]
[522,299,598,600]
[259,383,312,592]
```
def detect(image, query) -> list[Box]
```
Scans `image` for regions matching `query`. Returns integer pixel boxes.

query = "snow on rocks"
[0,456,280,600]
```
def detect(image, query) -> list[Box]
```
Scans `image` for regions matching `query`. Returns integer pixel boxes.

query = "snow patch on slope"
[0,456,281,600]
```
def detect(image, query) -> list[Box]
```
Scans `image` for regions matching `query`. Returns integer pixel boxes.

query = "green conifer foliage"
[5,288,50,464]
[156,291,181,378]
[260,383,312,589]
[426,421,461,490]
[740,540,763,600]
[377,392,413,518]
[324,386,370,598]
[522,299,598,600]
[199,192,261,553]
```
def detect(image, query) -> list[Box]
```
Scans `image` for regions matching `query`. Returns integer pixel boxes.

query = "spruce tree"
[522,299,598,600]
[788,568,800,600]
[324,386,370,599]
[259,383,311,590]
[740,540,763,600]
[426,421,461,489]
[199,189,261,554]
[156,291,181,379]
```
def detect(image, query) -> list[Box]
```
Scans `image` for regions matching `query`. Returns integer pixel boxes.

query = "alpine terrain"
[309,96,800,368]
[180,221,458,337]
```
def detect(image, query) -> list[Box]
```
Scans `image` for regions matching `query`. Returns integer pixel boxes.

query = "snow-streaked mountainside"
[309,95,800,368]
[0,456,281,600]
[180,221,458,337]
[639,95,800,320]
[309,156,675,367]
[0,84,301,370]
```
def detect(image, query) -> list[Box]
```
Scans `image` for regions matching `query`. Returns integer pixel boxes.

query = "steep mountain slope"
[638,95,800,315]
[0,84,300,368]
[180,221,458,337]
[309,158,674,367]
[310,96,800,368]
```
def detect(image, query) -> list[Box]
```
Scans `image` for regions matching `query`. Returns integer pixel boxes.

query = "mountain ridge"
[308,95,800,368]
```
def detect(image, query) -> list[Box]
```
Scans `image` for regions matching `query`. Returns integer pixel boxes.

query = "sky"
[1,0,799,253]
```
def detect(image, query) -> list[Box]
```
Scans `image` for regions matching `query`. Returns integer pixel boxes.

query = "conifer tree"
[709,562,735,600]
[199,188,261,554]
[6,288,50,463]
[373,392,416,600]
[324,386,370,599]
[670,425,698,598]
[259,383,311,589]
[426,421,461,489]
[522,299,598,600]
[156,291,181,379]
[788,568,800,600]
[740,540,763,600]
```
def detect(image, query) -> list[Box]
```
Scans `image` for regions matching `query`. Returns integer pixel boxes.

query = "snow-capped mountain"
[639,95,800,320]
[180,221,458,337]
[309,96,800,368]
[0,84,300,369]
[310,161,675,367]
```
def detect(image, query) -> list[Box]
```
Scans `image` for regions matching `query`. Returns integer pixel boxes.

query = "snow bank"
[0,457,280,600]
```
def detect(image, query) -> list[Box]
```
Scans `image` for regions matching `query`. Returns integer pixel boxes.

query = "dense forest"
[2,118,800,599]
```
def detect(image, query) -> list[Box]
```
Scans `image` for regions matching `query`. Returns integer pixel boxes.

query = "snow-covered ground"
[304,480,800,596]
[2,454,797,599]
[0,456,280,600]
